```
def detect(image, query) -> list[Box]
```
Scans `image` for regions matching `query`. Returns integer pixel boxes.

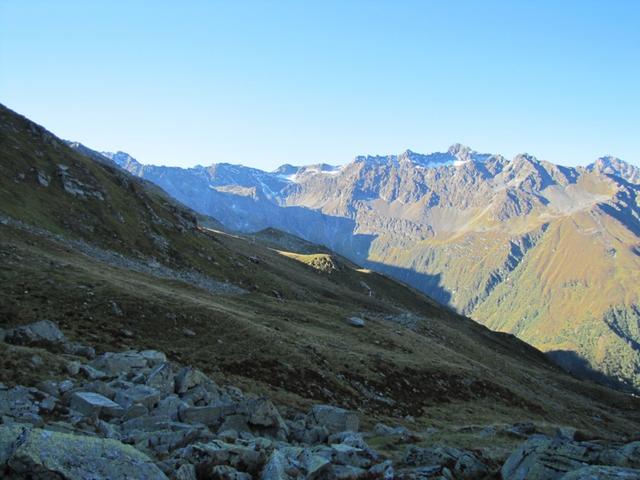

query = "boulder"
[175,463,197,480]
[0,385,43,425]
[63,342,96,359]
[332,465,368,479]
[218,414,252,437]
[236,397,289,439]
[401,464,453,479]
[369,460,395,479]
[90,350,150,376]
[5,320,66,349]
[179,404,230,426]
[328,431,368,449]
[560,466,640,479]
[506,422,538,438]
[309,404,360,434]
[261,447,331,480]
[70,391,124,418]
[153,394,188,420]
[454,450,489,479]
[607,442,640,469]
[288,419,328,445]
[180,440,263,475]
[66,360,81,375]
[322,443,374,469]
[139,350,167,367]
[501,435,604,480]
[79,364,107,380]
[124,403,149,420]
[58,379,75,393]
[175,366,219,395]
[147,362,176,394]
[374,422,410,436]
[0,424,168,479]
[113,384,162,409]
[201,464,253,480]
[404,445,487,480]
[80,379,116,399]
[0,424,26,466]
[183,328,197,338]
[36,380,60,397]
[346,317,366,327]
[126,422,210,456]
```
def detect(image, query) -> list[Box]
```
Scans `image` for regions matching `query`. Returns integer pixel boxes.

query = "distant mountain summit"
[588,155,640,184]
[71,142,640,391]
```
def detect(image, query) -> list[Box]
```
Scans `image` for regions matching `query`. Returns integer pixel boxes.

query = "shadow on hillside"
[598,177,640,236]
[547,350,635,393]
[194,190,456,306]
[365,260,452,306]
[124,176,455,307]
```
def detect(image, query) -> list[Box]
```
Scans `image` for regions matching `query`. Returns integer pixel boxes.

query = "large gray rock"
[0,424,168,479]
[346,317,365,327]
[501,435,604,480]
[5,320,66,349]
[560,466,640,479]
[179,404,231,426]
[79,363,108,380]
[90,350,150,375]
[64,342,97,359]
[147,362,176,394]
[309,404,360,434]
[261,446,331,480]
[180,440,263,475]
[70,391,124,418]
[113,384,162,409]
[124,421,210,456]
[0,385,43,425]
[288,418,328,445]
[404,445,488,480]
[320,443,374,469]
[139,350,167,367]
[201,464,253,480]
[236,397,289,439]
[331,465,368,479]
[175,366,219,395]
[154,394,188,420]
[328,431,368,449]
[175,463,197,480]
[601,441,640,470]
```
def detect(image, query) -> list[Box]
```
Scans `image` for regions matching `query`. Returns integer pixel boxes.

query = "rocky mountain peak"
[447,143,473,157]
[512,153,539,164]
[102,151,141,168]
[588,156,640,184]
[273,163,300,176]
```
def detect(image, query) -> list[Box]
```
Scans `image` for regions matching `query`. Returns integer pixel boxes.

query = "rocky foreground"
[1,320,639,479]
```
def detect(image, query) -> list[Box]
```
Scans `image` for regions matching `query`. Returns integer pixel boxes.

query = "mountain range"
[5,104,640,478]
[75,143,640,391]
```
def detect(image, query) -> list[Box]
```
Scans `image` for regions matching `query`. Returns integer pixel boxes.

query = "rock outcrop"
[1,320,640,479]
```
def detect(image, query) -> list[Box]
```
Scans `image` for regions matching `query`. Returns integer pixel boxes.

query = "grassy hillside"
[473,209,640,389]
[2,103,640,442]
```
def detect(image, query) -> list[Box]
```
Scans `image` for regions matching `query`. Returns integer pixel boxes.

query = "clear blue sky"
[1,1,638,169]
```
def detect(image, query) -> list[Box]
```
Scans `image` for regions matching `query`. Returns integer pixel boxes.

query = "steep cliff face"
[71,141,640,390]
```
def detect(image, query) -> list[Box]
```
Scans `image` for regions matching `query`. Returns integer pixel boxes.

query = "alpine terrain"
[3,105,640,478]
[90,144,640,392]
